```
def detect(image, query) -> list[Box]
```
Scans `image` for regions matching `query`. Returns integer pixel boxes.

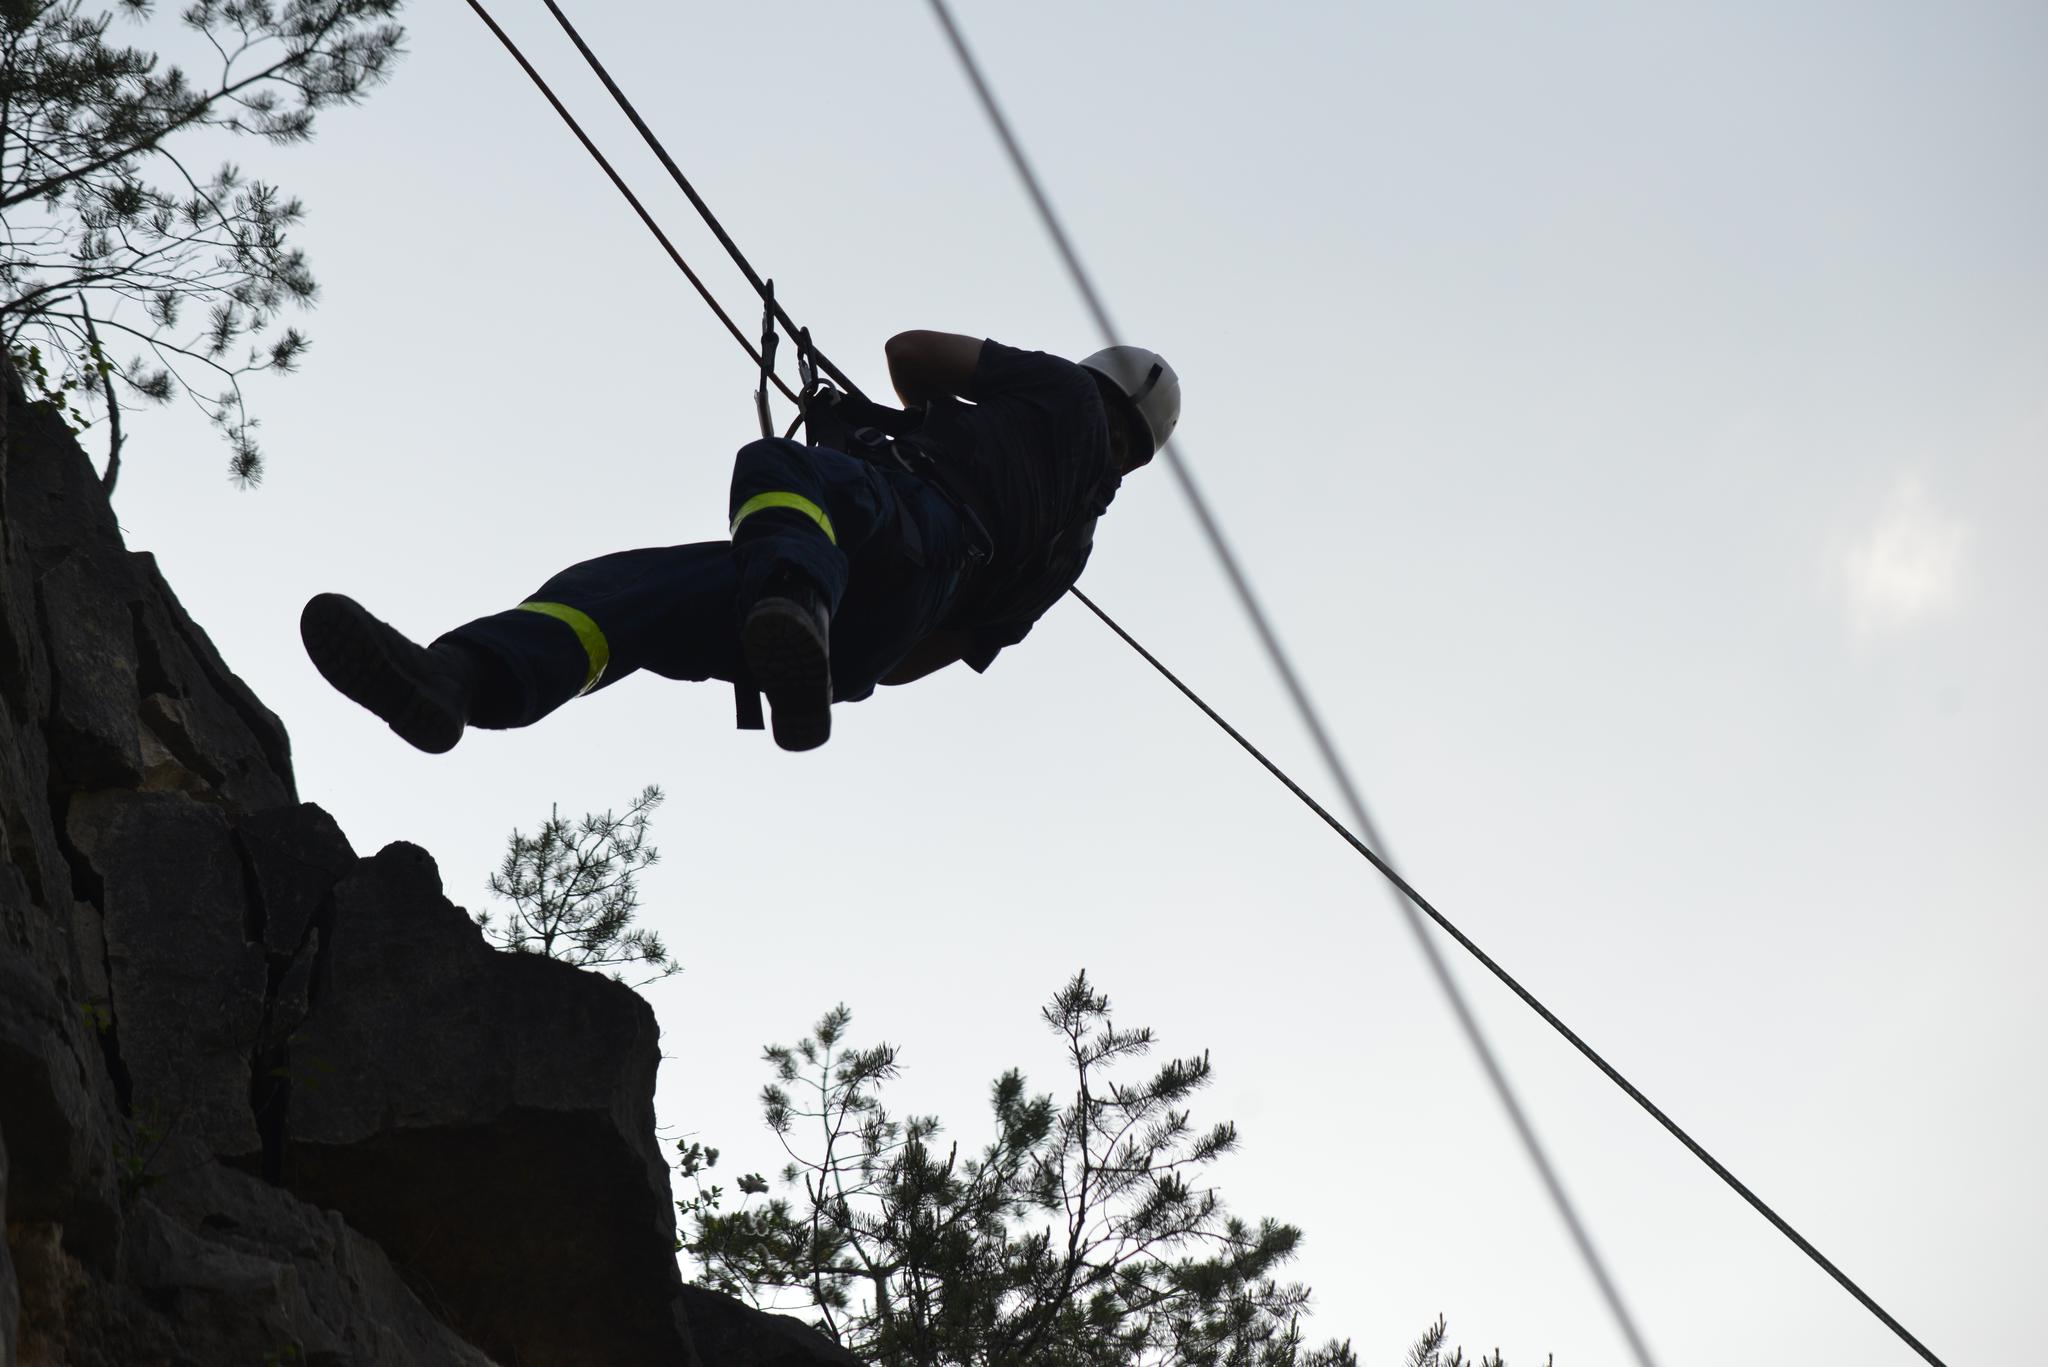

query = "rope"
[533,0,868,403]
[916,6,1659,1364]
[923,4,1948,1362]
[466,4,1950,1362]
[461,0,799,405]
[1071,590,1949,1367]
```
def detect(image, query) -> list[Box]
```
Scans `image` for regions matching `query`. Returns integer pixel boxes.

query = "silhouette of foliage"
[686,972,1359,1367]
[684,978,1555,1365]
[1404,1315,1550,1367]
[476,784,680,986]
[0,0,405,485]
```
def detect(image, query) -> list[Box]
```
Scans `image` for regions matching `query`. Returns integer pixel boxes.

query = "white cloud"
[1839,475,1969,636]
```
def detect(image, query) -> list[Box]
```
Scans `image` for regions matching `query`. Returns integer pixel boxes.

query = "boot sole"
[300,593,466,755]
[742,599,831,753]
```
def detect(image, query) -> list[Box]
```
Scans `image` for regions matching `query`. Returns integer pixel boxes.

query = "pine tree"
[685,972,1357,1367]
[0,0,405,486]
[476,784,681,987]
[1403,1315,1550,1367]
[681,976,1554,1365]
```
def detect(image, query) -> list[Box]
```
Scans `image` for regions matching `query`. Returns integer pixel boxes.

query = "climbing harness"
[464,6,1951,1365]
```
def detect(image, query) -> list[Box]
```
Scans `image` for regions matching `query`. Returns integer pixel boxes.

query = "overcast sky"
[97,2,2044,1363]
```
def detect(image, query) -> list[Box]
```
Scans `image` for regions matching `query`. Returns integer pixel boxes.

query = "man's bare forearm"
[886,331,984,406]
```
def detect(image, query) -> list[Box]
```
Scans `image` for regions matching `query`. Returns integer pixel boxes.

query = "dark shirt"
[914,340,1119,671]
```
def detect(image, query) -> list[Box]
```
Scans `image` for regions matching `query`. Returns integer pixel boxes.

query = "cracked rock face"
[283,841,690,1365]
[64,791,272,1161]
[0,365,811,1364]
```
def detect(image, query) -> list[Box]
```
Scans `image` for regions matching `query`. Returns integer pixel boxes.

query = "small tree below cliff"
[476,784,680,986]
[687,972,1357,1367]
[680,976,1558,1365]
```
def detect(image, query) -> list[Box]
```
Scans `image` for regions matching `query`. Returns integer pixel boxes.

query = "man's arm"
[886,331,984,406]
[879,630,971,685]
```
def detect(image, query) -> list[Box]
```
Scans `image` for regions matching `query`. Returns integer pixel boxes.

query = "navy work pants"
[442,440,975,730]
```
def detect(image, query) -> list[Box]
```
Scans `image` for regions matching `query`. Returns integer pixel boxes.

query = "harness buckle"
[754,279,780,441]
[797,326,818,395]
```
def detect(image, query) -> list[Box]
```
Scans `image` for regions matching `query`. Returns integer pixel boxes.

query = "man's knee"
[731,437,811,483]
[730,439,838,546]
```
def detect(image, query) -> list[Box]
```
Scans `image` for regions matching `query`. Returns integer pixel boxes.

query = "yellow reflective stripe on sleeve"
[515,601,610,695]
[730,491,836,545]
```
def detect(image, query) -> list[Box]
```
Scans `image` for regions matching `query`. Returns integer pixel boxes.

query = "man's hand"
[886,331,984,406]
[880,631,970,685]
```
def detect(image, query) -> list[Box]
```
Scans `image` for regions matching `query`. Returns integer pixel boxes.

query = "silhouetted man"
[302,333,1180,752]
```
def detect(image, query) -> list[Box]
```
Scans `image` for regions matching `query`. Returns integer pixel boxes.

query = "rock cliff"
[0,371,857,1366]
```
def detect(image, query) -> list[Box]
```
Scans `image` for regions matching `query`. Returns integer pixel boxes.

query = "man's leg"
[444,543,744,728]
[303,542,741,748]
[300,594,478,753]
[727,439,886,752]
[826,472,977,703]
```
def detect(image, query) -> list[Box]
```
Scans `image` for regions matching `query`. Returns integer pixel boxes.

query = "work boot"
[300,593,475,754]
[741,572,832,752]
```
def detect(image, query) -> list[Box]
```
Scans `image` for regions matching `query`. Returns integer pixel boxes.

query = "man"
[300,332,1180,752]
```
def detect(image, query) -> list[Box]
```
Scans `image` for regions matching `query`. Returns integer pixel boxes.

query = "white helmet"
[1080,346,1179,457]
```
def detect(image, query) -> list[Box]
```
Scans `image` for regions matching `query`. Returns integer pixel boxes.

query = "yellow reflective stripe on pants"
[515,601,610,695]
[730,491,836,545]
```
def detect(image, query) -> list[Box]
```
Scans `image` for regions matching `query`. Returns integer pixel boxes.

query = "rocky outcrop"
[281,841,690,1364]
[0,368,843,1363]
[48,1161,500,1366]
[677,1288,865,1367]
[1,1130,18,1357]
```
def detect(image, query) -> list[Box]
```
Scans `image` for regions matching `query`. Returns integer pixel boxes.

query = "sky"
[87,2,2045,1363]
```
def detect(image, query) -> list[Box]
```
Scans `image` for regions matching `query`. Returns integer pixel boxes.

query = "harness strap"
[734,680,764,730]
